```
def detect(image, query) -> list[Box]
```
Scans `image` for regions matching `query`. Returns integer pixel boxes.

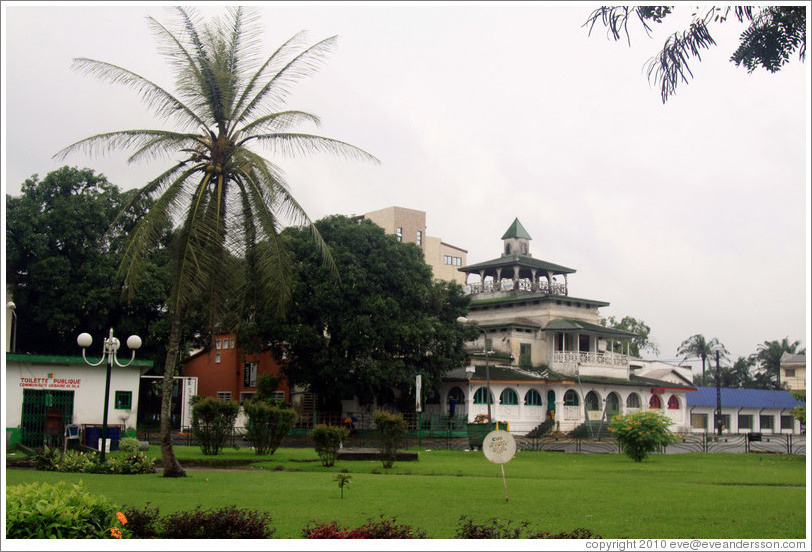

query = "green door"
[20,389,75,448]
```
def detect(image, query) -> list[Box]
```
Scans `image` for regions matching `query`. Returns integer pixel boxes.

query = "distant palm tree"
[756,338,805,389]
[56,7,377,476]
[677,334,729,382]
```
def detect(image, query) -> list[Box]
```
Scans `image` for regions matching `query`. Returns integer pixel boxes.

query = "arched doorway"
[547,390,556,420]
[606,392,621,420]
[447,387,465,419]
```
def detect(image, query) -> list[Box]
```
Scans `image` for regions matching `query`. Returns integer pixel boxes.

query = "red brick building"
[182,333,289,404]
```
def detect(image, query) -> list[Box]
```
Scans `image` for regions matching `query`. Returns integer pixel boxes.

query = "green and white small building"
[5,353,152,448]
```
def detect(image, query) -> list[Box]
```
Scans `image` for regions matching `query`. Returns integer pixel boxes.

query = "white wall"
[6,357,143,431]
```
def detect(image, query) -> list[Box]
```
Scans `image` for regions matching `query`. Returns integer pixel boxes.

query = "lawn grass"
[5,448,806,539]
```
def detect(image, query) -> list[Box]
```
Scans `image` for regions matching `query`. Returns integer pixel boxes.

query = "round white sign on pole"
[482,430,516,464]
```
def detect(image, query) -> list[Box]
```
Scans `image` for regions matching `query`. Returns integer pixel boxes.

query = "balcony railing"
[551,351,628,368]
[465,279,567,296]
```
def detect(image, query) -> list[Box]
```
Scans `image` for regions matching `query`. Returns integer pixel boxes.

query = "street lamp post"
[77,328,141,462]
[457,316,492,431]
[6,302,17,353]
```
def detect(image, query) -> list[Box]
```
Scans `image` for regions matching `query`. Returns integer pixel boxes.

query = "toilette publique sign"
[482,429,516,502]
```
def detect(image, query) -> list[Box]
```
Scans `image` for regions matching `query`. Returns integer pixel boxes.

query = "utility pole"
[715,350,722,436]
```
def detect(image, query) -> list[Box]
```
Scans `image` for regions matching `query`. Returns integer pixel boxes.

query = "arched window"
[667,395,680,409]
[474,387,493,405]
[649,394,662,409]
[500,388,518,405]
[585,391,600,411]
[525,389,543,406]
[626,393,641,408]
[563,389,580,406]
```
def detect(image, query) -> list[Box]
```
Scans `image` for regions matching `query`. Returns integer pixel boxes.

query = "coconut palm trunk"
[159,312,186,477]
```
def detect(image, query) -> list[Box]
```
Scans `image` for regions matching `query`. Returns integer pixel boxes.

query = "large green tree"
[5,166,169,360]
[677,334,729,382]
[756,337,805,390]
[599,315,659,357]
[584,6,806,102]
[56,7,375,477]
[248,215,474,411]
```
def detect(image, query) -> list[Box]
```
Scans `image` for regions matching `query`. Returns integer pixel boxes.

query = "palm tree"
[677,334,729,382]
[56,7,377,476]
[756,338,805,390]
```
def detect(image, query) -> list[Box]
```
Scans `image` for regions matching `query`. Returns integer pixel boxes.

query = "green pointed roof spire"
[501,218,532,240]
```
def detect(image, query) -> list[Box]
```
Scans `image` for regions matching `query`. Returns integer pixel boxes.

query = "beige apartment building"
[780,352,806,392]
[357,206,467,285]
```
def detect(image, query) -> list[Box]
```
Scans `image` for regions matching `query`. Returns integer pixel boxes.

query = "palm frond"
[117,166,201,302]
[233,35,339,129]
[236,149,337,280]
[54,129,198,161]
[105,161,189,238]
[69,58,203,129]
[238,110,321,136]
[246,133,380,164]
[229,30,311,135]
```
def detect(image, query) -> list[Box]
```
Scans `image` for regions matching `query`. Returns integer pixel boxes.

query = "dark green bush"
[454,515,529,538]
[158,506,275,539]
[453,515,603,539]
[121,504,162,538]
[35,445,154,474]
[309,424,349,467]
[6,482,129,539]
[191,396,240,455]
[373,410,408,468]
[302,515,427,538]
[243,400,297,455]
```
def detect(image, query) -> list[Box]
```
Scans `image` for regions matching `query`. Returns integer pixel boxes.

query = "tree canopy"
[755,337,805,390]
[677,334,729,381]
[585,5,806,102]
[599,315,659,357]
[5,166,169,359]
[245,215,474,411]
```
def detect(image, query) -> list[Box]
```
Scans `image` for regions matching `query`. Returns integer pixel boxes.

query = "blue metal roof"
[686,387,805,409]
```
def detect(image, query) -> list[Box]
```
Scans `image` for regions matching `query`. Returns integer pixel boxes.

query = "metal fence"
[137,424,805,456]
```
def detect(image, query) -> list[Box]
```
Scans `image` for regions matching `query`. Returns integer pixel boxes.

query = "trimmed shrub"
[6,481,129,539]
[121,504,161,538]
[191,396,240,455]
[609,410,678,462]
[158,506,275,539]
[373,410,408,469]
[302,515,427,538]
[309,424,349,467]
[532,528,603,539]
[119,437,140,453]
[454,515,529,539]
[105,452,157,474]
[454,516,603,539]
[243,400,297,455]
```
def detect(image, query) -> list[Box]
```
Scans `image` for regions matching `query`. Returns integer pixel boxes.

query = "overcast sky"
[2,2,809,374]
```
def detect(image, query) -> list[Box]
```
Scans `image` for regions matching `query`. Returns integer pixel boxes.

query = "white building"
[427,219,696,434]
[5,353,152,449]
[685,387,805,434]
